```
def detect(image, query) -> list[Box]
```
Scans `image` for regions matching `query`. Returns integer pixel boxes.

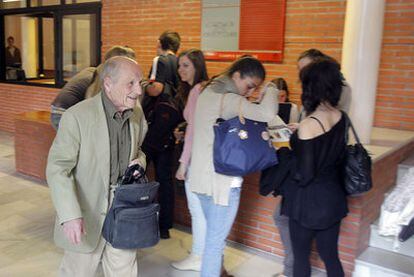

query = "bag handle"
[219,93,245,124]
[343,111,361,144]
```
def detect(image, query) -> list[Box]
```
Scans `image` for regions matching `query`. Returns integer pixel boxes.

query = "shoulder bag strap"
[343,111,361,144]
[219,93,226,118]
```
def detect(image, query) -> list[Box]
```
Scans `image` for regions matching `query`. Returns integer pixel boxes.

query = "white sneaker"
[171,254,202,271]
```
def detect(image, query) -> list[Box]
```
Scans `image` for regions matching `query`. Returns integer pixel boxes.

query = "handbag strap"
[343,111,361,144]
[219,93,245,123]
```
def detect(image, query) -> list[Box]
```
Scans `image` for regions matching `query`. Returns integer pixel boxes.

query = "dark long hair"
[176,49,209,107]
[300,57,344,114]
[204,56,266,91]
[271,77,290,102]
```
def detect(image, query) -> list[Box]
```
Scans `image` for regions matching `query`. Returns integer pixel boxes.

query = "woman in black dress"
[282,57,348,277]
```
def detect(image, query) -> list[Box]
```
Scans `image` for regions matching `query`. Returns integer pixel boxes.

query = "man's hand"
[63,218,86,245]
[128,159,144,178]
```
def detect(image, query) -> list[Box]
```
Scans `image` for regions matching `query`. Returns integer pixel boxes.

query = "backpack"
[142,84,183,152]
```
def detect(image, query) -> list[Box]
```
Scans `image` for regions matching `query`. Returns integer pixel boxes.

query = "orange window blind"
[203,0,286,63]
[239,0,285,52]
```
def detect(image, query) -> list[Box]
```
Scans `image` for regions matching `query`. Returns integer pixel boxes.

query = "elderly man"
[46,56,147,276]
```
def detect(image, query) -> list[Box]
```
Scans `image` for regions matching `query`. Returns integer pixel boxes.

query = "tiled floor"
[0,131,290,277]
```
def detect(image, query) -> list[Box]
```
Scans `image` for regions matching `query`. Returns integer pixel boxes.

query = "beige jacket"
[188,77,278,206]
[46,93,147,253]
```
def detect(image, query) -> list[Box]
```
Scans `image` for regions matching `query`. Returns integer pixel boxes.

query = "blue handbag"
[213,95,278,176]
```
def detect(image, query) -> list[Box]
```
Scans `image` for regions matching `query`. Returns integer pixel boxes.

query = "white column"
[341,0,386,144]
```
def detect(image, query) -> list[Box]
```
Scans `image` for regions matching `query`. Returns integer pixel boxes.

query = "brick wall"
[374,0,414,130]
[1,0,412,133]
[0,84,57,132]
[0,0,413,275]
[101,0,347,106]
[15,111,56,180]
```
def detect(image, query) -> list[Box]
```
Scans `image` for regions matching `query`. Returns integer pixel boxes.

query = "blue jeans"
[197,188,241,277]
[185,179,206,256]
[273,203,293,277]
[50,105,66,130]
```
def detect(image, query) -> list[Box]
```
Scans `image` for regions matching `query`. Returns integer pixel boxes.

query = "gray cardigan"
[188,76,278,206]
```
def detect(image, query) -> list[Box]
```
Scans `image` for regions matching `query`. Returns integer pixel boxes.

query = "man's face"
[105,61,143,111]
[7,38,14,47]
[297,57,312,71]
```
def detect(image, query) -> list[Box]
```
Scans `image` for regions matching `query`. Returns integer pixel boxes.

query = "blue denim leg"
[273,203,294,277]
[197,188,241,277]
[185,179,207,256]
[50,111,63,130]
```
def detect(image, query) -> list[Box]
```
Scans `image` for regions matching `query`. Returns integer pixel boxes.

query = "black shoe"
[160,229,170,239]
[399,217,414,242]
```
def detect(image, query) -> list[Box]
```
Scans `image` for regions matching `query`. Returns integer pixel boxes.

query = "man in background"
[297,49,352,115]
[142,31,181,239]
[50,45,136,130]
[5,36,22,67]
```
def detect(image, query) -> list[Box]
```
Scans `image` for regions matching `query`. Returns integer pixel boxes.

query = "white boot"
[171,253,202,271]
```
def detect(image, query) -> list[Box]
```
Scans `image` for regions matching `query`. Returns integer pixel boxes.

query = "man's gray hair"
[101,56,137,84]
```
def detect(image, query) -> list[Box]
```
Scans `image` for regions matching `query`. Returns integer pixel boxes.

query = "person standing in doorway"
[5,36,22,67]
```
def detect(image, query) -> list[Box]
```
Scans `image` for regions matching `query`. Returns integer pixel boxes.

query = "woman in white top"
[189,56,278,276]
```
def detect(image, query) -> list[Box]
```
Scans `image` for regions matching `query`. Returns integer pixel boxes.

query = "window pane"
[41,17,55,83]
[65,0,100,3]
[0,0,26,9]
[62,13,97,80]
[30,0,60,7]
[4,14,56,84]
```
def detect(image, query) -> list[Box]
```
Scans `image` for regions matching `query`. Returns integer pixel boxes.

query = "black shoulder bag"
[343,112,373,196]
[102,164,160,249]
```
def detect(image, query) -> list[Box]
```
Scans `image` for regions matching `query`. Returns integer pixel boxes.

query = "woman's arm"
[224,83,278,122]
[179,84,202,168]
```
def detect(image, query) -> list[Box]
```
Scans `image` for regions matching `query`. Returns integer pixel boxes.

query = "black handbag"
[343,113,373,195]
[102,164,160,249]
